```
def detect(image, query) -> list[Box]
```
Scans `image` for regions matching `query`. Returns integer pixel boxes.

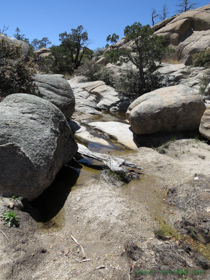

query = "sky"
[1,0,209,51]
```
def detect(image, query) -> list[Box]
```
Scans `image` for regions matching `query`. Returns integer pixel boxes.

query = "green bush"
[0,38,37,98]
[115,68,163,101]
[75,60,101,81]
[0,210,19,227]
[193,49,210,67]
[75,60,114,86]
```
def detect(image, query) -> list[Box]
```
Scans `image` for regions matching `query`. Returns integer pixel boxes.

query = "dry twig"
[79,259,91,263]
[71,234,86,259]
[0,229,9,241]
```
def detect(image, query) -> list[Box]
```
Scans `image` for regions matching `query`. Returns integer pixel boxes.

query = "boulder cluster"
[1,4,210,200]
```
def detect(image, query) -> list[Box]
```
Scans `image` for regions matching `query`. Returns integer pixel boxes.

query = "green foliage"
[75,60,101,81]
[46,45,74,74]
[13,27,26,41]
[93,47,104,59]
[106,33,119,45]
[0,38,37,98]
[193,49,210,68]
[115,68,163,100]
[75,60,114,86]
[0,210,19,227]
[154,228,168,240]
[107,22,172,97]
[59,25,90,70]
[38,37,52,49]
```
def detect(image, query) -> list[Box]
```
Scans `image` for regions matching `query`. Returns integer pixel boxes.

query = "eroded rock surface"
[68,77,130,114]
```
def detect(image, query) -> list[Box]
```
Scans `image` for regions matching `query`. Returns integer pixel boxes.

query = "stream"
[28,111,210,262]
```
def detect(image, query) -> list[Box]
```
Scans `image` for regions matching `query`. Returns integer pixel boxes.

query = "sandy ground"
[0,138,210,280]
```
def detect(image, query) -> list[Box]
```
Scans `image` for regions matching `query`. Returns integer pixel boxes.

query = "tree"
[159,4,169,21]
[38,37,51,48]
[31,38,40,50]
[176,0,198,13]
[48,45,74,74]
[0,25,9,35]
[151,9,160,26]
[106,33,119,45]
[59,25,90,69]
[13,27,25,41]
[107,22,172,96]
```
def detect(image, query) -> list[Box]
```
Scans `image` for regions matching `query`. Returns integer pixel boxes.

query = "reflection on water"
[86,111,127,123]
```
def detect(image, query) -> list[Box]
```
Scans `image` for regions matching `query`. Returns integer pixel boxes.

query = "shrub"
[193,49,210,67]
[0,38,37,98]
[75,60,114,86]
[0,210,19,227]
[115,68,163,101]
[75,60,102,81]
[92,47,105,61]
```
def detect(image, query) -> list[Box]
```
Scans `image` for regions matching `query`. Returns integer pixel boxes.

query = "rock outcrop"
[0,34,30,60]
[0,94,78,201]
[68,77,130,114]
[102,5,210,66]
[33,48,51,61]
[33,74,75,119]
[199,108,210,139]
[153,4,210,64]
[126,85,205,135]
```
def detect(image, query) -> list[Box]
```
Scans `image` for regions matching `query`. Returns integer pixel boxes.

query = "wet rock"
[88,121,138,149]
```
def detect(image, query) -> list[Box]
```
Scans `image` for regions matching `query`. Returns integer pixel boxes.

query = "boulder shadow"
[132,129,204,148]
[26,165,79,222]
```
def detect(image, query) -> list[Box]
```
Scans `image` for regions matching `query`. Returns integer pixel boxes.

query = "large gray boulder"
[0,94,78,201]
[33,74,75,119]
[199,108,210,139]
[0,34,30,60]
[126,85,205,135]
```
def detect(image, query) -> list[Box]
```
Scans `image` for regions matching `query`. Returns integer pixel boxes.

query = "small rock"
[7,202,14,209]
[195,254,210,270]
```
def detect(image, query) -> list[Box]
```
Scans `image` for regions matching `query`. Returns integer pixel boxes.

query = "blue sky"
[1,0,209,51]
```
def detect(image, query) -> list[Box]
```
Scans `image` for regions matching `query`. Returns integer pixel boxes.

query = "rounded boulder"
[0,94,78,201]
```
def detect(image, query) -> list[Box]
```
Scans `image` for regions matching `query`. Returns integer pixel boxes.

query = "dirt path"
[0,139,210,279]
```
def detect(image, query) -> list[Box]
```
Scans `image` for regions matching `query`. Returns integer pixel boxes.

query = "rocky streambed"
[0,109,210,280]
